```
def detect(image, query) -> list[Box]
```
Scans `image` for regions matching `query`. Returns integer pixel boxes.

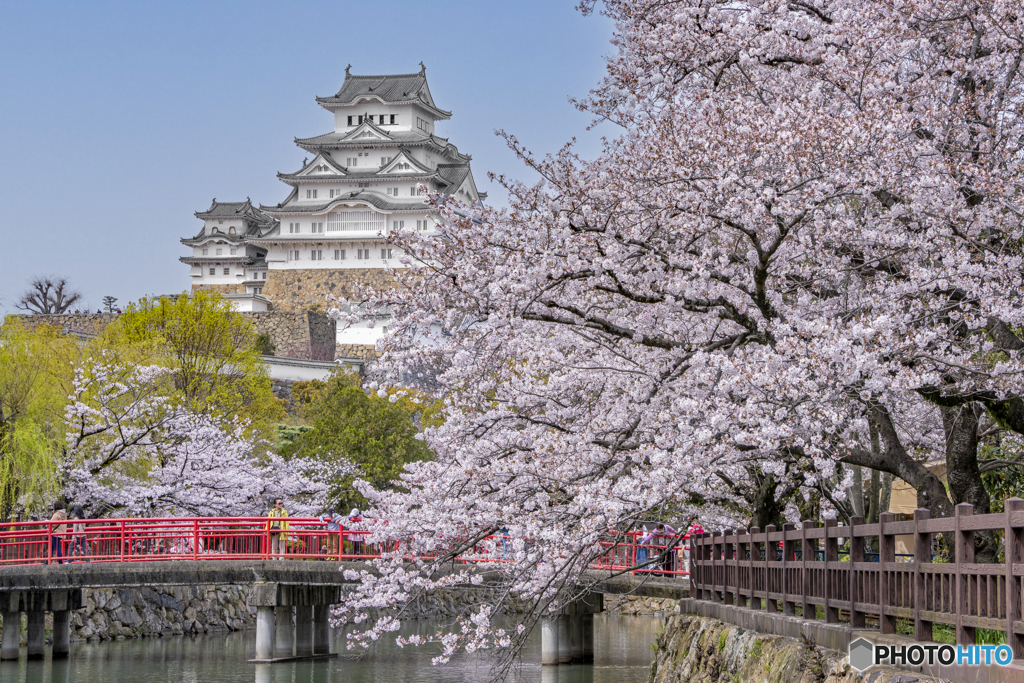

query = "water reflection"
[0,614,662,683]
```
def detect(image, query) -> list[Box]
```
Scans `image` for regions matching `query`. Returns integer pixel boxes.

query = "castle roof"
[259,190,428,215]
[316,65,451,120]
[195,198,270,221]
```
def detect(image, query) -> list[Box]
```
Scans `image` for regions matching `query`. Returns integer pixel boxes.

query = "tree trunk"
[840,403,954,522]
[750,471,787,530]
[850,465,865,518]
[941,402,998,562]
[879,472,892,514]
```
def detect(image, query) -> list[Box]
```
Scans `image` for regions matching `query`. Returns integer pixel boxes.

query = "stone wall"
[0,585,254,644]
[604,595,678,615]
[648,614,948,683]
[192,283,247,295]
[11,311,336,362]
[0,585,524,645]
[262,268,399,312]
[14,312,116,335]
[336,343,380,363]
[249,311,336,361]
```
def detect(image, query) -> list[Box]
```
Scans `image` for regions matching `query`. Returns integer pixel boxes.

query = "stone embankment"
[648,613,949,683]
[604,595,678,615]
[0,585,525,644]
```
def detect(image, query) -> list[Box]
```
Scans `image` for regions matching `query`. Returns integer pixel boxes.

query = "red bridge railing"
[0,517,688,577]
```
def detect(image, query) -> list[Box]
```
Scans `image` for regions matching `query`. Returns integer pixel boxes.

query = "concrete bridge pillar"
[26,611,45,659]
[274,606,294,659]
[313,604,331,655]
[580,613,594,663]
[255,606,276,660]
[250,582,340,662]
[294,605,314,657]
[52,610,71,657]
[541,593,603,666]
[1,611,20,660]
[541,615,560,666]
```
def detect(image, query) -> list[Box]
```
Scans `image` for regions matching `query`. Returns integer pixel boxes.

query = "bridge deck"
[0,561,689,601]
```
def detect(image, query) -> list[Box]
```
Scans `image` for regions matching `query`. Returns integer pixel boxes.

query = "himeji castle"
[180,64,484,347]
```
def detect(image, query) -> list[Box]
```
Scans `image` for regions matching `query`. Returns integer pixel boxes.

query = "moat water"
[0,614,663,683]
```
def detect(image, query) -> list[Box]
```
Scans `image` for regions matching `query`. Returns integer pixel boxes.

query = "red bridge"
[0,516,689,665]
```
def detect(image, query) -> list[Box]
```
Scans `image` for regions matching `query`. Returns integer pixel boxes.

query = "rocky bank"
[648,614,950,683]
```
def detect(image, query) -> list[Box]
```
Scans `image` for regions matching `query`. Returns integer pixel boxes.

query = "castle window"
[390,114,396,125]
[335,249,346,260]
[228,227,236,235]
[410,187,417,197]
[348,116,354,126]
[311,250,322,261]
[289,250,300,261]
[216,248,223,256]
[223,267,230,275]
[381,248,393,259]
[392,220,405,230]
[209,268,215,275]
[357,249,366,259]
[262,272,266,279]
[357,182,370,188]
[202,248,209,255]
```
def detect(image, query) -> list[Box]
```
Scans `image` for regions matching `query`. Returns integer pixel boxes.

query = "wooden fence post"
[704,532,712,602]
[913,508,932,642]
[955,503,975,645]
[689,532,698,599]
[748,527,761,610]
[1004,498,1024,658]
[765,524,777,613]
[802,520,815,620]
[736,529,748,608]
[712,531,723,603]
[878,511,896,634]
[782,523,796,615]
[848,516,865,628]
[723,530,735,606]
[824,519,839,623]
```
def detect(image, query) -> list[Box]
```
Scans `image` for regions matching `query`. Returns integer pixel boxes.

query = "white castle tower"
[181,64,484,351]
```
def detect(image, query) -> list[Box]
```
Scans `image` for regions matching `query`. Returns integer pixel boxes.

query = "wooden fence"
[688,498,1024,657]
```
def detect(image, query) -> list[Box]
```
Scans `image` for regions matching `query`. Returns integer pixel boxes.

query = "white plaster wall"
[192,262,245,284]
[193,241,243,257]
[263,242,408,270]
[228,297,269,312]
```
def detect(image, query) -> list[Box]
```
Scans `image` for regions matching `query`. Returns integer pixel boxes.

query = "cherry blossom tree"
[62,357,330,517]
[330,0,1024,671]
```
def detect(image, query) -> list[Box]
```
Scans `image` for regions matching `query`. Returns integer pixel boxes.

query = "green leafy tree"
[112,291,284,432]
[296,371,436,510]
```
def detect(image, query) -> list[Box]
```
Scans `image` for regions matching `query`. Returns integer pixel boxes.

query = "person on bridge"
[347,508,364,557]
[70,504,90,561]
[319,507,344,558]
[49,501,68,565]
[267,498,290,559]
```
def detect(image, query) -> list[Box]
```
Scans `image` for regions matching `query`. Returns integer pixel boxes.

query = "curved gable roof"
[316,66,452,119]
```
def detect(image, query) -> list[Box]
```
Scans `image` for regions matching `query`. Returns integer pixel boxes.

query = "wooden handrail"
[688,497,1024,654]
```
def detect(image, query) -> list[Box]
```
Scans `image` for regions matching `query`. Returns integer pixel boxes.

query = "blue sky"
[0,1,614,313]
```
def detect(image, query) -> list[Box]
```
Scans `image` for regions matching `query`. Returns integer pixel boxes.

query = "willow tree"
[0,320,78,518]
